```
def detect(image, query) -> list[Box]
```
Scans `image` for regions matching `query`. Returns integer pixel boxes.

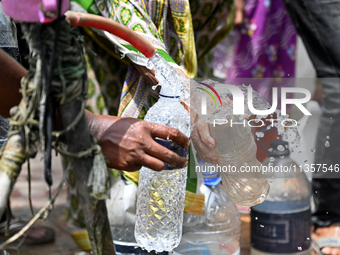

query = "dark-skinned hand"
[86,111,190,171]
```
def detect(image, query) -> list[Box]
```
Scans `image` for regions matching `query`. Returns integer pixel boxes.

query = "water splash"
[277,145,285,151]
[255,132,264,138]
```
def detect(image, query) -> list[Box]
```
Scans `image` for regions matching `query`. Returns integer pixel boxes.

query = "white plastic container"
[175,163,241,255]
[251,140,311,255]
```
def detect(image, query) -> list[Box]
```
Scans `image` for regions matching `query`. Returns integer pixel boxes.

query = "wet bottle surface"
[251,140,311,255]
[208,115,270,207]
[108,176,169,255]
[134,55,190,253]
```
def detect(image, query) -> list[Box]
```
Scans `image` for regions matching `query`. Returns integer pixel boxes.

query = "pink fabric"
[2,0,69,23]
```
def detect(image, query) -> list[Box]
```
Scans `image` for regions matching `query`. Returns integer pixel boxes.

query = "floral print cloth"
[216,0,297,106]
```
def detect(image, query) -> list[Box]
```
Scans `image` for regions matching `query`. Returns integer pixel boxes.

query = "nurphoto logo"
[199,83,312,128]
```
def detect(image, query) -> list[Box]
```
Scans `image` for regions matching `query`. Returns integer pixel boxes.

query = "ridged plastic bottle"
[134,54,190,253]
[251,140,311,255]
[208,114,270,207]
[174,161,241,255]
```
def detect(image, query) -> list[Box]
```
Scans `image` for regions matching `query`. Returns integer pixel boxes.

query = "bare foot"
[312,223,340,255]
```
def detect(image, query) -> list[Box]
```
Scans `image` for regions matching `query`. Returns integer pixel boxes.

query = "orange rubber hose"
[65,11,157,58]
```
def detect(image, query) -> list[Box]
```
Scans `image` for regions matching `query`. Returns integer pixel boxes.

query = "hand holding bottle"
[86,110,190,171]
[133,62,219,165]
[190,111,219,164]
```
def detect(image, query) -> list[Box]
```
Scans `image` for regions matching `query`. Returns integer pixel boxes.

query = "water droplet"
[167,134,170,140]
[326,211,329,214]
[277,145,285,151]
[297,247,302,251]
[325,141,330,147]
[311,148,316,153]
[260,224,264,228]
[279,156,285,159]
[290,148,294,153]
[256,132,265,138]
[330,117,333,120]
[268,148,273,152]
[306,237,310,240]
[315,191,318,193]
[326,135,330,139]
[304,160,308,163]
[260,194,266,198]
[269,157,275,162]
[298,151,302,154]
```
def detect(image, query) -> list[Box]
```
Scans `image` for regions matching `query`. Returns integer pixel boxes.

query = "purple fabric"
[2,0,69,23]
[224,0,297,106]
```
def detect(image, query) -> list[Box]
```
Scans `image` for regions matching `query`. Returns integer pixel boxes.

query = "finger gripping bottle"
[134,53,190,253]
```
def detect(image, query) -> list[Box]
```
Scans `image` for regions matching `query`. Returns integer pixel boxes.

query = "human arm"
[0,48,27,117]
[0,48,189,171]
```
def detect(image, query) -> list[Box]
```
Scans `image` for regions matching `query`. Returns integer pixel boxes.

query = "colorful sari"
[215,0,297,106]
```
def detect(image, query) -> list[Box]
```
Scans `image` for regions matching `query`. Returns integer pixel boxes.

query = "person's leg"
[283,0,340,253]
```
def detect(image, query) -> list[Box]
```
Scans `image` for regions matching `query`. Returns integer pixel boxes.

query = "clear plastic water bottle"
[208,115,270,207]
[174,161,241,255]
[251,140,311,255]
[134,54,190,253]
